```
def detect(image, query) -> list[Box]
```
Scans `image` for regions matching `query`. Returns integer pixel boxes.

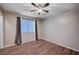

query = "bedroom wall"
[0,9,3,49]
[3,12,35,47]
[3,11,42,47]
[42,8,79,52]
[37,20,43,39]
[3,11,17,47]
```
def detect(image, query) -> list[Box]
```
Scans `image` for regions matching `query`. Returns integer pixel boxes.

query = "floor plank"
[0,39,79,55]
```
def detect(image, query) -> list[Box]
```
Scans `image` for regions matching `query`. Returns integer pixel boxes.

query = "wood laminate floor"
[0,39,79,55]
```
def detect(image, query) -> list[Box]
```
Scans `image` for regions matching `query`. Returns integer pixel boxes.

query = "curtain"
[35,20,38,41]
[15,17,22,45]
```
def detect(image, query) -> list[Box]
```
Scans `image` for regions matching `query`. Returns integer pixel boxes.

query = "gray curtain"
[35,20,38,41]
[15,17,22,45]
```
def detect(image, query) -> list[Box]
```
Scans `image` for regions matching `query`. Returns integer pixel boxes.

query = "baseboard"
[0,47,3,49]
[3,44,16,48]
[43,39,79,52]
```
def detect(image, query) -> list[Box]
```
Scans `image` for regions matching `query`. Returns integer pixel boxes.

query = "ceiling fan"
[30,3,50,15]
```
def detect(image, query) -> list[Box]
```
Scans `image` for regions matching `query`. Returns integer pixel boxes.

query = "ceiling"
[0,3,79,19]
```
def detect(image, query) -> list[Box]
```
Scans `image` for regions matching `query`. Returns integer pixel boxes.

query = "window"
[21,18,35,32]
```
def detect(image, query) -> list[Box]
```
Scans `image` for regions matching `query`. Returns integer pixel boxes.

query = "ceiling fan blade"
[31,3,37,7]
[44,3,49,7]
[30,10,36,12]
[43,10,49,12]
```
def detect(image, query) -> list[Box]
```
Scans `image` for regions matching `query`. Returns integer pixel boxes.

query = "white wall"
[37,20,43,39]
[3,12,17,47]
[42,8,79,52]
[3,11,40,47]
[3,12,35,47]
[0,9,3,49]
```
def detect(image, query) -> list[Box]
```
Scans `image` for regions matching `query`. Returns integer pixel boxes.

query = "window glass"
[21,19,35,32]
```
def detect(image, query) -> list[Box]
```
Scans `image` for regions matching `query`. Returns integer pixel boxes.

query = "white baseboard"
[3,44,16,48]
[43,39,79,52]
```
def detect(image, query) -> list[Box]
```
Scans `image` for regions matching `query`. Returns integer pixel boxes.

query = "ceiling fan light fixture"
[38,9,42,12]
